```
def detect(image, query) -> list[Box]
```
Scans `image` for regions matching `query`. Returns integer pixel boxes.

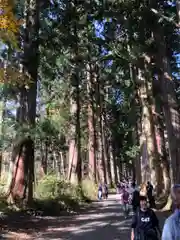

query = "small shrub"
[34,175,97,215]
[81,179,98,200]
[0,197,9,212]
[0,174,8,194]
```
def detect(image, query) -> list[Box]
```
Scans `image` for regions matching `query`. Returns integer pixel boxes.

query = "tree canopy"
[0,0,179,207]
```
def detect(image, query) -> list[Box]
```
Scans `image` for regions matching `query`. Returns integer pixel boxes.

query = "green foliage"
[81,179,98,200]
[0,0,179,203]
[125,145,139,159]
[0,198,9,212]
[34,175,97,214]
[0,175,7,194]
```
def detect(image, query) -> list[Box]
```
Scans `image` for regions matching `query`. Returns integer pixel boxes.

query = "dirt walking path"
[0,194,168,239]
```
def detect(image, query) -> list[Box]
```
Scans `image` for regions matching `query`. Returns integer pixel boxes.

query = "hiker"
[116,182,121,194]
[103,183,108,199]
[162,184,180,240]
[98,183,103,200]
[132,183,140,213]
[119,185,124,209]
[147,182,156,209]
[131,195,161,240]
[122,186,130,219]
[128,183,134,204]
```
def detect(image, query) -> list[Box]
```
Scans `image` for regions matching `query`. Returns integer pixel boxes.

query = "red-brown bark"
[7,137,34,204]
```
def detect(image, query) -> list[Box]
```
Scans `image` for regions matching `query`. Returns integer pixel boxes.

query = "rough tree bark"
[103,88,113,186]
[155,99,170,195]
[133,122,142,185]
[96,74,107,184]
[129,63,142,185]
[7,137,34,205]
[101,113,112,185]
[67,74,81,183]
[154,27,180,184]
[137,64,160,189]
[67,0,82,184]
[87,64,97,182]
[111,140,118,184]
[7,0,39,205]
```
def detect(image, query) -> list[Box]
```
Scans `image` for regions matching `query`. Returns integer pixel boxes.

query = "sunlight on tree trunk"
[133,123,142,185]
[7,137,34,205]
[87,64,97,182]
[68,97,79,183]
[7,0,39,206]
[138,66,160,189]
[155,103,171,195]
[111,141,118,184]
[68,67,81,183]
[97,75,107,184]
[154,28,180,184]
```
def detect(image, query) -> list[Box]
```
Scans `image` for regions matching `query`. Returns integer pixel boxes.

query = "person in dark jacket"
[146,182,156,209]
[131,196,161,240]
[123,186,129,219]
[132,183,140,213]
[103,183,108,199]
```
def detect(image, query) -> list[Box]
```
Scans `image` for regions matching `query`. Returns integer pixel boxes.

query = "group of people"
[131,193,161,240]
[116,181,155,215]
[97,181,180,239]
[117,181,180,240]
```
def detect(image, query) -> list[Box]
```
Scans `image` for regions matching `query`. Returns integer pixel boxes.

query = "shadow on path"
[0,195,168,239]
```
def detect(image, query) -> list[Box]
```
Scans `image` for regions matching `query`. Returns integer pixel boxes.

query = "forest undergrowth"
[0,174,98,216]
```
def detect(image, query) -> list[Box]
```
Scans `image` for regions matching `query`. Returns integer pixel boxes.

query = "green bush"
[0,197,9,212]
[34,174,97,215]
[0,174,8,194]
[81,178,98,200]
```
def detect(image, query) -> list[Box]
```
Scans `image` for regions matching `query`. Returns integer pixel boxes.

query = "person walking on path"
[146,182,155,209]
[128,183,134,205]
[103,183,108,199]
[116,182,121,194]
[162,184,180,240]
[117,184,124,209]
[98,183,103,200]
[122,186,130,219]
[132,183,140,213]
[131,196,160,240]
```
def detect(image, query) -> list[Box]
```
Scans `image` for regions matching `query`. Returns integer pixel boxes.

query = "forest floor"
[0,194,170,240]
